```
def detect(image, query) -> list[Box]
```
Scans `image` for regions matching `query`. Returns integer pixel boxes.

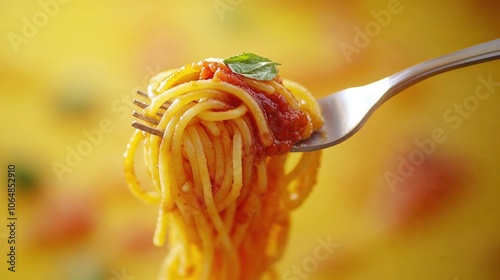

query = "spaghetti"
[124,55,323,280]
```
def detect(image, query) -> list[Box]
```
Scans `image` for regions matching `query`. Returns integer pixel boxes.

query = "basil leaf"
[223,53,281,81]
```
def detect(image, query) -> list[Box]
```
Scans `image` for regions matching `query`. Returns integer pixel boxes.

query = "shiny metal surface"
[292,39,500,152]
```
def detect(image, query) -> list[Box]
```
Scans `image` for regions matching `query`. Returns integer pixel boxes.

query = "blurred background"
[0,0,499,279]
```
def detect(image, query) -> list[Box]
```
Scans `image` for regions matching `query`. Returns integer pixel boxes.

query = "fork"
[292,38,500,152]
[132,39,500,152]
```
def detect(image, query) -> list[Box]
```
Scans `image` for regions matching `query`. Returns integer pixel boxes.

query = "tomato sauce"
[198,61,308,160]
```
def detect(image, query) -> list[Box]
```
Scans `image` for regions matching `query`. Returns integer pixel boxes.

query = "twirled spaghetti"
[124,56,323,280]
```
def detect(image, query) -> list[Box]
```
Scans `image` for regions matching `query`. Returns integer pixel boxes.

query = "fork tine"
[133,99,167,118]
[131,90,170,137]
[136,89,147,97]
[133,99,149,109]
[132,111,160,125]
[133,98,170,110]
[132,121,164,137]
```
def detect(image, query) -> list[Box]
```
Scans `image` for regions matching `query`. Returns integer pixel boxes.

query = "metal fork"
[131,90,169,137]
[292,38,500,152]
[132,39,500,152]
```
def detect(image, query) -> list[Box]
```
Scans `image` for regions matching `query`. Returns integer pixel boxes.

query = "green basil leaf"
[223,53,281,81]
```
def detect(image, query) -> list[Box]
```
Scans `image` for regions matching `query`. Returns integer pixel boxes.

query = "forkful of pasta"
[132,39,500,153]
[125,44,499,280]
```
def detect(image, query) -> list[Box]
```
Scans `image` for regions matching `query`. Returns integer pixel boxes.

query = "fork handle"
[385,38,500,100]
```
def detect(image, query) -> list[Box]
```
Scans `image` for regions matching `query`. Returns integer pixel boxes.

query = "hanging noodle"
[124,57,324,280]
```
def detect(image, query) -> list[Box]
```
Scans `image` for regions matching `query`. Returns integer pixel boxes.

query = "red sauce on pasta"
[198,61,309,159]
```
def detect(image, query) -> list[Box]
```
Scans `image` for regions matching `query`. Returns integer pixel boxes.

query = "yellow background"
[0,0,499,279]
